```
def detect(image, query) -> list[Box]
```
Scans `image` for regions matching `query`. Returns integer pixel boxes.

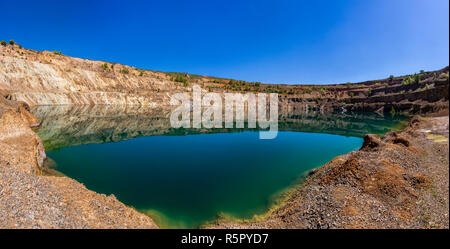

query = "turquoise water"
[32,105,407,228]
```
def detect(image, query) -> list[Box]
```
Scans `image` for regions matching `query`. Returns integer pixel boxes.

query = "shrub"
[120,68,129,74]
[174,74,188,86]
[368,89,372,96]
[389,75,394,81]
[425,84,429,89]
[102,63,108,70]
[346,82,351,88]
[420,70,425,74]
[384,83,389,87]
[349,92,355,98]
[139,71,144,77]
[390,106,396,116]
[1,41,7,46]
[9,40,15,45]
[414,74,420,84]
[320,87,325,94]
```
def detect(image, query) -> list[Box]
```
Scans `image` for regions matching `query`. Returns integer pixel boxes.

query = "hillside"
[0,43,449,115]
[0,42,449,229]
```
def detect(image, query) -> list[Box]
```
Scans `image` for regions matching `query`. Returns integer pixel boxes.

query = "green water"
[32,105,407,228]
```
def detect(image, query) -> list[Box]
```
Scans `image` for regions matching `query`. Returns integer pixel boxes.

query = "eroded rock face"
[0,47,178,106]
[1,44,449,115]
[0,97,158,228]
[210,116,449,229]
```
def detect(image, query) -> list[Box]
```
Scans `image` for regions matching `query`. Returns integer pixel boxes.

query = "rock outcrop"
[209,116,449,229]
[0,97,158,228]
[1,43,448,229]
[1,44,449,115]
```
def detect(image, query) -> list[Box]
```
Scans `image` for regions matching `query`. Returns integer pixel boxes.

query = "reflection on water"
[31,105,408,228]
[32,105,407,150]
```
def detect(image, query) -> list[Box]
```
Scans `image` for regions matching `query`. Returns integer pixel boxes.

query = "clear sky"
[1,0,449,84]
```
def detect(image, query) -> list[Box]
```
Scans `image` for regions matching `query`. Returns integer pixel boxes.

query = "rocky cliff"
[0,92,158,228]
[1,43,449,115]
[210,116,449,228]
[0,44,178,106]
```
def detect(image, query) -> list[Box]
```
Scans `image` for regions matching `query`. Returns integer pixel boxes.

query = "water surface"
[32,105,407,228]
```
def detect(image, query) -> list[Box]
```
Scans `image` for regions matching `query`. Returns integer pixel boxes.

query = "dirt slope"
[209,116,449,229]
[0,99,157,228]
[1,43,449,115]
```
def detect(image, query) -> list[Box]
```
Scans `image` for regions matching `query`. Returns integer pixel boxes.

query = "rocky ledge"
[0,97,157,228]
[209,115,449,228]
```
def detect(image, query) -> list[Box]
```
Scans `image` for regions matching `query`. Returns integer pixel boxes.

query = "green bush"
[174,75,188,86]
[349,92,355,98]
[414,74,420,84]
[390,106,396,116]
[9,40,15,45]
[139,71,144,77]
[389,75,394,81]
[1,41,7,46]
[120,68,129,74]
[102,63,108,70]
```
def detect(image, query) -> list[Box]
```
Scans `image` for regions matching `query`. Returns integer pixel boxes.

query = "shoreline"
[208,115,449,228]
[0,101,158,228]
[2,98,448,228]
[0,44,448,228]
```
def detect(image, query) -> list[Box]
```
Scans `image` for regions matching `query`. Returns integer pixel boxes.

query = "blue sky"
[1,0,448,84]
